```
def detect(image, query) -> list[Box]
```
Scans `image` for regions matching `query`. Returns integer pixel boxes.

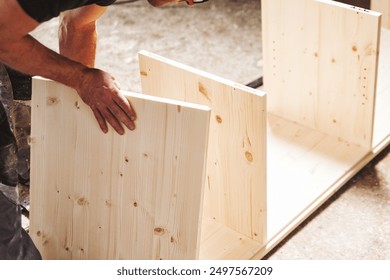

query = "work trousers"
[0,187,41,259]
[0,64,41,259]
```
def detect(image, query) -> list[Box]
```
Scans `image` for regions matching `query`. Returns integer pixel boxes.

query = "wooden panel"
[139,51,267,243]
[199,218,263,260]
[373,27,390,148]
[29,78,211,260]
[262,0,381,149]
[372,0,390,28]
[266,113,369,239]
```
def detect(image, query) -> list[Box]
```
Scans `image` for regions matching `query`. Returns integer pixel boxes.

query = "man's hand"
[59,6,136,135]
[77,68,136,135]
[0,1,137,135]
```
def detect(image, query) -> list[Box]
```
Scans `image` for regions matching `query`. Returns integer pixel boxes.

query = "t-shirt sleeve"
[96,0,116,6]
[17,0,116,23]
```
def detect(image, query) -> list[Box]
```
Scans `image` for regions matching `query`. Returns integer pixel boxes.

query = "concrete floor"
[29,0,390,259]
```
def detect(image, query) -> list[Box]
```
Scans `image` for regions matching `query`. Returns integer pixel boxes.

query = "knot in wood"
[47,96,59,105]
[245,151,254,162]
[154,227,166,236]
[77,197,89,206]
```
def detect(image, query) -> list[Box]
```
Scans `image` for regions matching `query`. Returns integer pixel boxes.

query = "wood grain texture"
[373,28,390,148]
[30,78,211,260]
[262,0,381,149]
[254,0,390,259]
[372,0,390,28]
[199,218,263,260]
[139,51,267,244]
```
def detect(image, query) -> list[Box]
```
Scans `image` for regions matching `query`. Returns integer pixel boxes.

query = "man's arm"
[59,5,106,67]
[0,0,136,134]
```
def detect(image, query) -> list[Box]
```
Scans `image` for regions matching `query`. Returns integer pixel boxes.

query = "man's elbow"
[59,15,97,36]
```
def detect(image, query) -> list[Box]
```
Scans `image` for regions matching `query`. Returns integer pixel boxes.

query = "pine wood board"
[373,27,390,148]
[262,0,381,149]
[266,113,368,241]
[29,78,211,260]
[372,0,390,28]
[139,51,268,244]
[199,218,263,260]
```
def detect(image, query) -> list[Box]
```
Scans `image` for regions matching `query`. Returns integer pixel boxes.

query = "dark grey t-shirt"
[17,0,116,22]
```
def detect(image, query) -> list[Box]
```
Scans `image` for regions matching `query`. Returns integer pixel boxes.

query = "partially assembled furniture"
[30,0,390,259]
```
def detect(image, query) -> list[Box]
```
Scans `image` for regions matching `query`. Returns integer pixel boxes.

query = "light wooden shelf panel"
[262,0,381,149]
[256,139,387,259]
[373,27,390,148]
[372,0,390,28]
[266,113,368,239]
[30,79,211,260]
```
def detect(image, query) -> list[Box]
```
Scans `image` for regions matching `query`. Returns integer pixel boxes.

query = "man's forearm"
[0,33,136,134]
[58,5,107,68]
[0,34,86,91]
[59,19,97,68]
[0,1,136,135]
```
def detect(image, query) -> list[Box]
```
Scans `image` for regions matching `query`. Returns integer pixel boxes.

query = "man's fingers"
[92,107,108,134]
[108,100,136,131]
[100,106,126,135]
[114,95,136,120]
[77,68,137,135]
[91,98,136,135]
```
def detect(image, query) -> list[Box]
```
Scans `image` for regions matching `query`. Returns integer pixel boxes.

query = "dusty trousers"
[0,65,41,260]
[0,187,41,259]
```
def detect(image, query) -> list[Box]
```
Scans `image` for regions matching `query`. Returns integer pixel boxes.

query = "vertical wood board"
[373,27,390,147]
[262,0,381,149]
[139,51,267,243]
[30,78,211,260]
[372,0,390,28]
